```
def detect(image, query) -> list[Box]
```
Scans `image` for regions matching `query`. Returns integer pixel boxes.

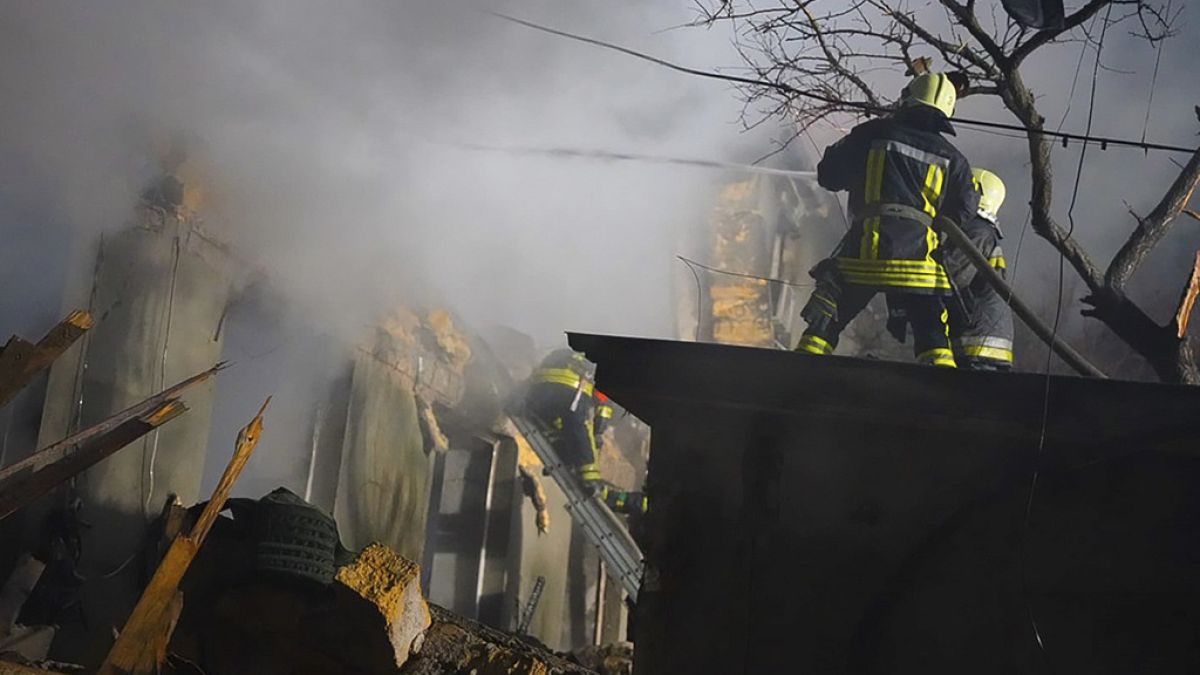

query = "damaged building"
[0,156,649,674]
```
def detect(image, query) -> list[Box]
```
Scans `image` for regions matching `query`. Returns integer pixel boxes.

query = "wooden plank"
[0,362,220,476]
[0,400,186,521]
[1174,251,1200,338]
[97,398,270,675]
[0,339,36,407]
[0,311,92,410]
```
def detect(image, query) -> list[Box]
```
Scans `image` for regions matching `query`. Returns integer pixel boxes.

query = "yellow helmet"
[900,72,957,119]
[972,168,1006,221]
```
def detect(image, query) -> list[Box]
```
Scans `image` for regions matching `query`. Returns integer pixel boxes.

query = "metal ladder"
[510,414,644,603]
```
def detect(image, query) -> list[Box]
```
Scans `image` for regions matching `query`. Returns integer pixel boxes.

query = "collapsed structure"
[3,134,1198,675]
[0,161,649,674]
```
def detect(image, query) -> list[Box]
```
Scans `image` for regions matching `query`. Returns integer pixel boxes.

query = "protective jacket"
[942,214,1015,369]
[526,349,600,480]
[817,107,979,294]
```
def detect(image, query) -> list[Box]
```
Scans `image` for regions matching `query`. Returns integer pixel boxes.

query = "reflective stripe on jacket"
[818,108,978,294]
[942,214,1015,365]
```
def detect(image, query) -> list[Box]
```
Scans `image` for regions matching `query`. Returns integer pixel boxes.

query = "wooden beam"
[0,364,223,521]
[1174,251,1200,339]
[0,311,92,410]
[97,398,270,675]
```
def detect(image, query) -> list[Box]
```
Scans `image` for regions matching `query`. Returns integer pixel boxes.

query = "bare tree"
[697,0,1200,383]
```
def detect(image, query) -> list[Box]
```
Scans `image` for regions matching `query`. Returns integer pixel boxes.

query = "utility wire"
[486,11,1197,156]
[677,255,815,288]
[1024,3,1114,664]
[1140,30,1166,149]
[439,140,818,179]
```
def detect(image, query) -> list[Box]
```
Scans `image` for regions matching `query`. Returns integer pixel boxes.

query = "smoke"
[0,0,774,346]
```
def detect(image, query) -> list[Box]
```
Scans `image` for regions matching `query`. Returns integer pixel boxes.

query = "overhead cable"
[434,139,819,179]
[487,11,1196,156]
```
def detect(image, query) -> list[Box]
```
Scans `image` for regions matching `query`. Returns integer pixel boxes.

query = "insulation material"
[369,307,471,408]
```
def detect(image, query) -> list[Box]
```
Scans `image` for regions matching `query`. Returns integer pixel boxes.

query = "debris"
[573,642,633,675]
[0,625,55,663]
[0,555,45,641]
[371,306,472,407]
[515,576,546,635]
[97,398,269,675]
[0,311,92,411]
[1173,251,1200,338]
[425,309,472,371]
[497,416,552,534]
[518,465,551,535]
[0,660,66,674]
[415,393,450,455]
[335,543,431,669]
[0,363,224,521]
[405,604,595,675]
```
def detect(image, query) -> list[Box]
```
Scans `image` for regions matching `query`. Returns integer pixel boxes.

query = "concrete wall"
[573,333,1200,675]
[36,211,231,662]
[502,467,577,651]
[333,338,432,562]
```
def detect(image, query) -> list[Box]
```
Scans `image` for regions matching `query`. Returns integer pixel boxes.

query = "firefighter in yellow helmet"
[939,168,1015,370]
[524,350,645,515]
[796,72,980,367]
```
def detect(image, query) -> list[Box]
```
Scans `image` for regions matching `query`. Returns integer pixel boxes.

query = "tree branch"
[1011,0,1111,65]
[936,0,1009,67]
[798,4,882,109]
[1105,144,1200,289]
[874,2,998,76]
[1001,69,1105,292]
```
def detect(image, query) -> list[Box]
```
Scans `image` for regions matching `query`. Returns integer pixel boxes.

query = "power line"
[1024,4,1114,667]
[438,140,819,179]
[487,11,1197,156]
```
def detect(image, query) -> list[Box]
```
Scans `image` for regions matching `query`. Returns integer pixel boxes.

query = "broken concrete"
[336,543,432,669]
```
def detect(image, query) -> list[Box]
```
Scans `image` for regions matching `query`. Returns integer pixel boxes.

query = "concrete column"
[37,206,231,662]
[333,330,433,563]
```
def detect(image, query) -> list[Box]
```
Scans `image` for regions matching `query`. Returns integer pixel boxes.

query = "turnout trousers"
[796,275,956,367]
[526,381,599,479]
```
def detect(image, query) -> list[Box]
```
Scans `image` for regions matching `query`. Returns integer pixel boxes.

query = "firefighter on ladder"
[524,349,646,515]
[941,168,1015,371]
[795,72,980,367]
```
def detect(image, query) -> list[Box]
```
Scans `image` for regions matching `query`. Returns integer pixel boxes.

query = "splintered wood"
[1175,251,1200,339]
[0,310,92,410]
[97,398,270,675]
[0,364,224,522]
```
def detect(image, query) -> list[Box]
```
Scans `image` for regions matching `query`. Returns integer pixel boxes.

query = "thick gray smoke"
[1,1,1195,494]
[0,1,780,491]
[0,1,766,346]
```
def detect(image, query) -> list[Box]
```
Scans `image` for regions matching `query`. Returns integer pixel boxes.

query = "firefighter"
[795,72,980,367]
[941,168,1015,371]
[592,390,647,516]
[524,351,645,515]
